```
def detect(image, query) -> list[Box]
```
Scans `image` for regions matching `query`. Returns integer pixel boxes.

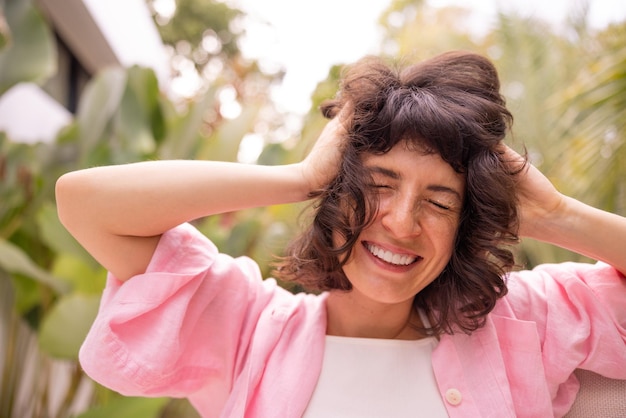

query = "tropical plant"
[547,23,626,213]
[491,18,626,266]
[0,0,307,417]
[1,0,624,416]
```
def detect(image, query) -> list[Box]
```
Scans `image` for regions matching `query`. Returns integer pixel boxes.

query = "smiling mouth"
[365,243,420,266]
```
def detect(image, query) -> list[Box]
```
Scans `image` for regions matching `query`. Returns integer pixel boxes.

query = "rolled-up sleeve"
[501,262,626,380]
[79,223,280,401]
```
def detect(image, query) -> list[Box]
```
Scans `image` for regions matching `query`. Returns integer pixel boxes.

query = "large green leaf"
[75,67,127,166]
[125,65,165,143]
[0,238,68,294]
[51,253,106,295]
[74,65,172,165]
[114,66,164,162]
[38,293,100,359]
[0,133,32,238]
[0,0,56,94]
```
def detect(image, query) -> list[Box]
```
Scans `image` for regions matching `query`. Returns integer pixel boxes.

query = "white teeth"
[366,243,417,266]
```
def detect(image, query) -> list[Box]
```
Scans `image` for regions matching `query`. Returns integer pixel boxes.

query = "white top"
[302,335,449,417]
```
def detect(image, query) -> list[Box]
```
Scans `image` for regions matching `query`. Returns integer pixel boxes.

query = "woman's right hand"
[56,114,350,281]
[298,115,349,193]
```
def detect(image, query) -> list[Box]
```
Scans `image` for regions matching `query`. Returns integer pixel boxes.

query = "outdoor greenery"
[0,0,624,416]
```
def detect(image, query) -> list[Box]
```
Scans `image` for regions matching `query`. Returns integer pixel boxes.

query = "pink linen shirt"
[79,223,626,418]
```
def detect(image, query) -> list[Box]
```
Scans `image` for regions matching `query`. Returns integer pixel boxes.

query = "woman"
[56,51,626,417]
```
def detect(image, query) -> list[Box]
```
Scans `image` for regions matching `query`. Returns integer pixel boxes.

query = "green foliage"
[157,0,243,57]
[0,0,56,94]
[0,2,298,415]
[73,66,165,165]
[0,239,68,295]
[0,133,37,238]
[1,0,624,416]
[549,29,626,209]
[38,293,101,359]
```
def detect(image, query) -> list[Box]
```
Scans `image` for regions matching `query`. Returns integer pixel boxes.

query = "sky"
[230,0,626,115]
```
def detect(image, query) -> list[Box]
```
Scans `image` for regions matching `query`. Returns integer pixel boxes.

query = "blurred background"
[0,0,624,416]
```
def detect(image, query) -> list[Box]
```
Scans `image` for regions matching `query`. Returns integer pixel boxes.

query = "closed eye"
[428,199,451,210]
[368,183,392,189]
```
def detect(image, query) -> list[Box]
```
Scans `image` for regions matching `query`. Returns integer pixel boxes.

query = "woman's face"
[340,141,465,306]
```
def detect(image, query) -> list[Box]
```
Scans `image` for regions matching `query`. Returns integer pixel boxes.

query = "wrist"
[519,193,572,242]
[281,163,318,202]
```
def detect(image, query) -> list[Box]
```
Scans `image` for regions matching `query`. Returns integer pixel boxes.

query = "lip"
[361,240,422,271]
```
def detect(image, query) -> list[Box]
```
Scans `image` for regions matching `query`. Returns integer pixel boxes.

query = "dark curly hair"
[275,50,523,335]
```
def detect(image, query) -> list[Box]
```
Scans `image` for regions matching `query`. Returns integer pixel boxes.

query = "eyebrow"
[366,166,463,202]
[427,185,463,202]
[368,166,400,180]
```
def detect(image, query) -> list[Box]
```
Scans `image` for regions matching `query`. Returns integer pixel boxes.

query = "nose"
[380,195,421,239]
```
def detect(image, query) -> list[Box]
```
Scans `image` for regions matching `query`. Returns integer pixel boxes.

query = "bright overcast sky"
[231,0,625,115]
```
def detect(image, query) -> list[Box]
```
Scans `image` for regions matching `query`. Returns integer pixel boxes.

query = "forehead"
[362,142,466,197]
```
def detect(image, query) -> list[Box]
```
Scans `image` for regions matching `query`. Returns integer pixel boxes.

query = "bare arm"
[56,118,346,281]
[505,147,626,276]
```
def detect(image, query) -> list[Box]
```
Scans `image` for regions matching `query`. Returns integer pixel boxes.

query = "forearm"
[56,117,345,281]
[57,160,309,237]
[524,195,626,276]
[55,160,311,280]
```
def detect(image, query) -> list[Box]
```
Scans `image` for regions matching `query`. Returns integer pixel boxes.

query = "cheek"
[424,216,460,253]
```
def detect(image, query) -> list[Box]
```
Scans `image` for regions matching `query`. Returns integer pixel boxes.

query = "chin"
[354,283,420,306]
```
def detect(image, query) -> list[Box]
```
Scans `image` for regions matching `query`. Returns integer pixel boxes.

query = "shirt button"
[445,388,462,406]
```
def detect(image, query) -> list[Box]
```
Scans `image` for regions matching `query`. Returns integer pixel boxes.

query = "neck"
[325,290,423,340]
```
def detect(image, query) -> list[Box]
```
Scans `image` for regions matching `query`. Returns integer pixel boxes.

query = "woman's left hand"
[500,145,564,240]
[502,144,626,275]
